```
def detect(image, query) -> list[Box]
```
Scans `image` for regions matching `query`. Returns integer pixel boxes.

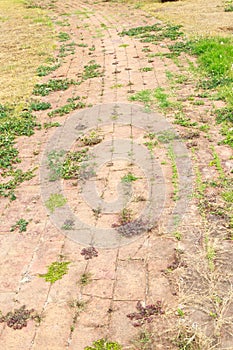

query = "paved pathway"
[1,1,232,349]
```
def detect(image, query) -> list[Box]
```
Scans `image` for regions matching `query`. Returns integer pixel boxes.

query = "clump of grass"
[39,261,70,283]
[45,193,67,213]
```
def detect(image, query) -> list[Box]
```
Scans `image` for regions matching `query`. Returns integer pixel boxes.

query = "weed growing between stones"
[0,305,40,330]
[127,301,164,327]
[45,193,67,213]
[81,247,98,260]
[39,261,70,283]
[84,339,122,350]
[10,219,29,233]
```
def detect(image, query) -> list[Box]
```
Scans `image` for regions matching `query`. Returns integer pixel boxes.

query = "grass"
[0,0,55,105]
[39,261,70,284]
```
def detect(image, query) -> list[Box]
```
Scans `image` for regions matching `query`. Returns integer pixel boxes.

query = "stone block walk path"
[1,0,232,349]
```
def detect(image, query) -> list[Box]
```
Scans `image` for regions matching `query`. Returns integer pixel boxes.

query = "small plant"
[0,305,39,330]
[62,219,75,230]
[116,218,153,237]
[140,67,153,72]
[36,63,60,77]
[48,100,86,117]
[113,208,133,227]
[58,42,76,57]
[80,130,103,146]
[81,247,98,260]
[44,122,61,129]
[127,301,164,327]
[168,146,179,201]
[225,0,233,12]
[10,219,29,232]
[84,339,122,350]
[45,193,67,213]
[29,100,52,111]
[58,31,70,41]
[121,173,139,183]
[79,272,92,286]
[39,261,70,283]
[33,79,76,96]
[62,149,89,179]
[81,60,102,80]
[78,43,88,47]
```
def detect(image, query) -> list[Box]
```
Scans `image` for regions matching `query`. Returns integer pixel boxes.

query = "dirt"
[0,0,232,349]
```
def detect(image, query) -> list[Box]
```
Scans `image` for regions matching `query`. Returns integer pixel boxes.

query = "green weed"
[29,100,51,111]
[58,42,76,57]
[48,100,86,117]
[45,193,67,213]
[121,173,139,183]
[80,130,103,146]
[58,32,70,41]
[120,23,183,42]
[140,67,153,72]
[33,78,76,96]
[39,261,70,283]
[37,63,60,77]
[81,60,102,80]
[10,219,29,233]
[168,146,179,201]
[84,339,122,350]
[79,272,92,286]
[43,121,61,129]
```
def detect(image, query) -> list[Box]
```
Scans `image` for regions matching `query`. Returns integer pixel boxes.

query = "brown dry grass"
[0,0,55,106]
[136,0,233,38]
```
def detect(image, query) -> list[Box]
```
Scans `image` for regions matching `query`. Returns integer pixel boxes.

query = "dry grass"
[0,0,55,105]
[135,0,233,38]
